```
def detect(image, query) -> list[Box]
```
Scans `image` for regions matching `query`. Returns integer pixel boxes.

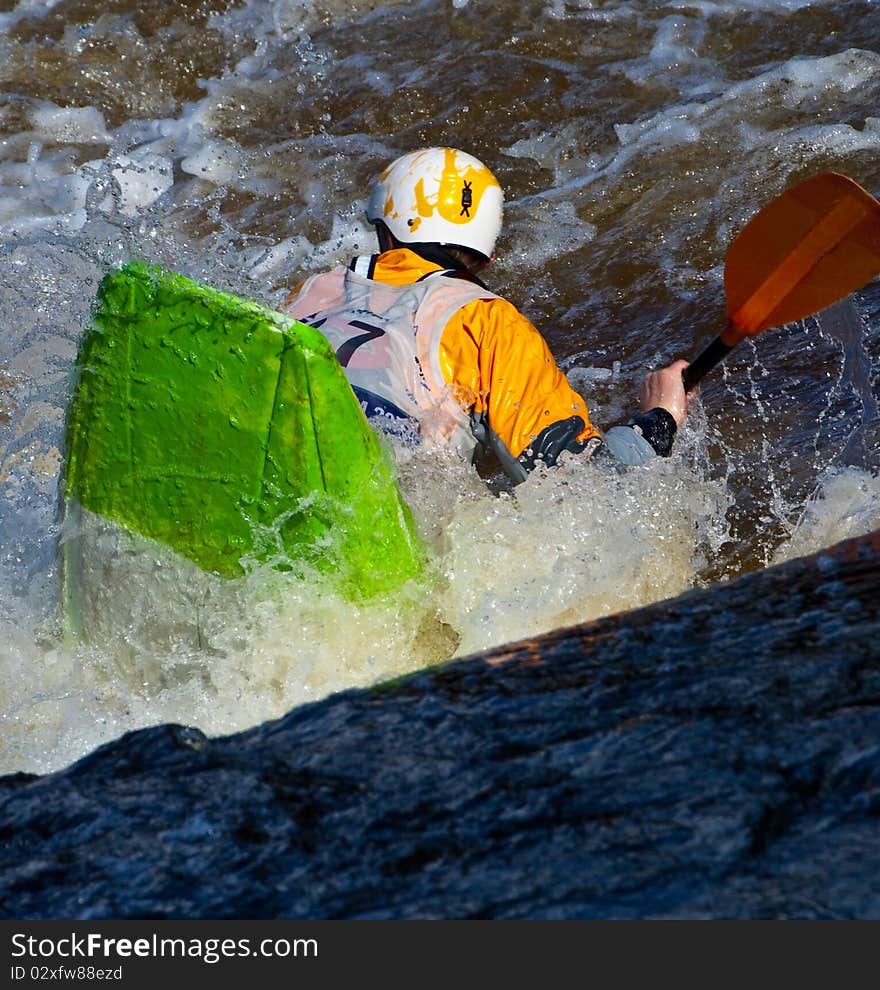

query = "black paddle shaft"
[682,335,735,392]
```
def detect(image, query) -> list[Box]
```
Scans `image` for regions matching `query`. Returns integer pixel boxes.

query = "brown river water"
[1,0,879,773]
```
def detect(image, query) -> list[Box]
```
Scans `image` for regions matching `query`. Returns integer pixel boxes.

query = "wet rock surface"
[3,531,880,920]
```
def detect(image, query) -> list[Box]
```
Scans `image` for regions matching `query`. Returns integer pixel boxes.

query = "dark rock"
[2,531,880,919]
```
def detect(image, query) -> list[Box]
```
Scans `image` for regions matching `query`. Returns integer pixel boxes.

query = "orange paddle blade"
[723,172,880,346]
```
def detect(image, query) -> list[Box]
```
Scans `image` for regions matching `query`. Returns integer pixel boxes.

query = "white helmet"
[366,147,504,261]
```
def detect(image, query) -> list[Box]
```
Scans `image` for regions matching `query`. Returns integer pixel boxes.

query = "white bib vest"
[282,258,499,459]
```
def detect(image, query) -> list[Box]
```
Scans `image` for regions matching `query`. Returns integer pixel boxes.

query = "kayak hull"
[62,263,427,636]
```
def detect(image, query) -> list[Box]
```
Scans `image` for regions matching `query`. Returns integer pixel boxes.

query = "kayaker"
[281,147,689,483]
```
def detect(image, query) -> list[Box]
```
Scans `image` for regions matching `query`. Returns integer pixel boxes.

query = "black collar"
[406,243,490,291]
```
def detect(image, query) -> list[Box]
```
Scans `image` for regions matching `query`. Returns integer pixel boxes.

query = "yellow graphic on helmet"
[410,148,500,233]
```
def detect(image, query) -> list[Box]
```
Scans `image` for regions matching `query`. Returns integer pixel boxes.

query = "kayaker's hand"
[639,359,689,428]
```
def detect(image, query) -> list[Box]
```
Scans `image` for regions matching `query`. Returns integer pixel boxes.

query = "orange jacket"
[283,248,600,477]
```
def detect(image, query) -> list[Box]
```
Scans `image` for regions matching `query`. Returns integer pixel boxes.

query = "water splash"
[817,298,880,471]
[2,0,879,777]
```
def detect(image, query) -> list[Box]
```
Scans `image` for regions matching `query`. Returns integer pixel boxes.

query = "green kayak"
[62,262,427,637]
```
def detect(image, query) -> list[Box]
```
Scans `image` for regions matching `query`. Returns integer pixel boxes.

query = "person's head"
[366,147,504,275]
